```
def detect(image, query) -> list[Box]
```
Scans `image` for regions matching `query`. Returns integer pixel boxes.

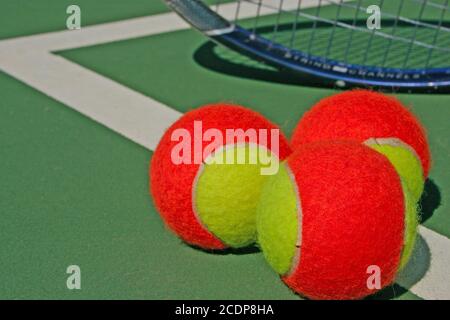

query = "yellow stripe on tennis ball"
[194,143,280,248]
[256,163,299,275]
[399,180,419,270]
[365,138,424,202]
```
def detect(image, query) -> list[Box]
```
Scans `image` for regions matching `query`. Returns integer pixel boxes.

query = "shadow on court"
[186,178,441,300]
[187,243,260,255]
[419,179,441,224]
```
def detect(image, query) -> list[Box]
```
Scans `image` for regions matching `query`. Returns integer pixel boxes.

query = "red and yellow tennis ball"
[257,141,418,300]
[150,103,291,250]
[291,89,431,201]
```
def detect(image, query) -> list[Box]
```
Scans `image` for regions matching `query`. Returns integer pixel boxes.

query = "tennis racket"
[164,0,450,90]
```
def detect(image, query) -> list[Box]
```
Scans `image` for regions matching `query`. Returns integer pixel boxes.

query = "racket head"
[165,0,450,91]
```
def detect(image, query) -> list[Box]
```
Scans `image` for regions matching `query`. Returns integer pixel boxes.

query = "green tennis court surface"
[0,0,449,300]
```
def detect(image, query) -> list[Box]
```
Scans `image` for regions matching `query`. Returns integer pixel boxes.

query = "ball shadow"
[186,243,260,255]
[365,283,409,300]
[368,233,431,300]
[418,178,441,224]
[395,234,432,292]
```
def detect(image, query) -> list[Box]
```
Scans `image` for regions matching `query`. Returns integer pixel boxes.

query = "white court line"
[0,1,448,299]
[397,226,450,300]
[0,51,181,150]
[0,0,348,52]
[0,0,335,151]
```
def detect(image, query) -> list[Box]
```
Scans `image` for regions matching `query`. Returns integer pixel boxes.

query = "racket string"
[307,0,323,55]
[403,0,428,68]
[380,0,405,67]
[325,0,344,59]
[235,0,449,68]
[251,0,263,38]
[234,0,242,24]
[344,0,363,63]
[425,0,449,67]
[271,0,286,44]
[288,0,303,50]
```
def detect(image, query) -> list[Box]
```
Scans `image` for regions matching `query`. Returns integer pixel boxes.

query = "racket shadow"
[193,39,339,89]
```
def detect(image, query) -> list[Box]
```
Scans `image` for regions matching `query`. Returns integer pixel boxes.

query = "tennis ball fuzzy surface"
[150,103,291,250]
[256,141,418,300]
[291,89,431,201]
